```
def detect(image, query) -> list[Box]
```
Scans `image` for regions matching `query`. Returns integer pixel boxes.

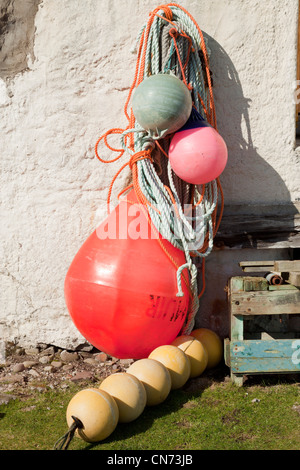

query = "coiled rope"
[95,4,224,334]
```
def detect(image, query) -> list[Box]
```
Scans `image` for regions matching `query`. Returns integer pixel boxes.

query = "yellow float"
[127,358,172,406]
[171,335,208,378]
[65,388,119,443]
[99,372,147,423]
[148,344,190,390]
[190,328,223,369]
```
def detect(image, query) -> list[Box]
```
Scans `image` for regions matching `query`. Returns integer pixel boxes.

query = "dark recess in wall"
[0,0,41,81]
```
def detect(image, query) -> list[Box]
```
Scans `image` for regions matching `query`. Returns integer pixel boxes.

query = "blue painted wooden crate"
[225,276,300,386]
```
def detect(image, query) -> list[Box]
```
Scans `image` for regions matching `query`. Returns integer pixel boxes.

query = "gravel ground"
[0,342,136,404]
[0,342,231,406]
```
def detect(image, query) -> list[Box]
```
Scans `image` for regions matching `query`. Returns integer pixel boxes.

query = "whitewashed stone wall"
[1,0,299,349]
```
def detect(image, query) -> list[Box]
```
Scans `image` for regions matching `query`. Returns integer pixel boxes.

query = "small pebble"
[83,358,97,366]
[15,347,25,356]
[39,356,51,364]
[23,361,38,369]
[22,405,36,412]
[79,352,93,358]
[94,352,108,362]
[0,394,17,405]
[292,404,300,415]
[71,371,94,382]
[25,348,40,356]
[77,344,94,352]
[28,369,40,377]
[0,374,23,384]
[60,350,79,363]
[120,358,134,366]
[40,346,55,356]
[12,363,25,373]
[51,361,63,369]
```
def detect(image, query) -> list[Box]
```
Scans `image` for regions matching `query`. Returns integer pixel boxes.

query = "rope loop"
[129,149,153,170]
[159,5,173,21]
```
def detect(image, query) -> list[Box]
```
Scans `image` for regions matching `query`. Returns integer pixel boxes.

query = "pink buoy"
[168,108,228,185]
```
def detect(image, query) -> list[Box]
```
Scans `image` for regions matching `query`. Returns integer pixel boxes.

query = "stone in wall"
[0,0,41,81]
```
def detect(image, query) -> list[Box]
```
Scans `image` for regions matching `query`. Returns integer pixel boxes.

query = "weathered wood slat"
[224,338,231,367]
[229,339,300,373]
[242,266,273,272]
[239,262,300,289]
[243,278,269,292]
[269,284,300,291]
[231,290,300,315]
[227,276,300,385]
[288,272,300,287]
[214,232,300,250]
[239,261,275,267]
[274,260,300,271]
[229,276,269,293]
[229,277,245,294]
[214,204,300,249]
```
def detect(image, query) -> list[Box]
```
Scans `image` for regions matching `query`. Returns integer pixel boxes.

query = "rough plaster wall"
[1,0,299,349]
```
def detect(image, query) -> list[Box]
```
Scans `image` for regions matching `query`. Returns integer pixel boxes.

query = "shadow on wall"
[205,33,297,208]
[194,35,298,338]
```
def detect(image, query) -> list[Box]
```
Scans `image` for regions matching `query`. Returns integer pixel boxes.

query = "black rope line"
[53,416,84,450]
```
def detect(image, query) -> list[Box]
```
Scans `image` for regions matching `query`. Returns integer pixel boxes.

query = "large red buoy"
[64,190,190,359]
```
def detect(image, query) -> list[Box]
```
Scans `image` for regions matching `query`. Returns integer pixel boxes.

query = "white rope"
[122,6,219,334]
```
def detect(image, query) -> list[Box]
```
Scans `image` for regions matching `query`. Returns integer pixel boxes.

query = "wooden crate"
[224,274,300,386]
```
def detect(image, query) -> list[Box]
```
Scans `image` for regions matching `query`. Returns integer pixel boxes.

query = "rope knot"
[53,415,83,450]
[169,27,179,38]
[160,6,173,21]
[129,149,153,170]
